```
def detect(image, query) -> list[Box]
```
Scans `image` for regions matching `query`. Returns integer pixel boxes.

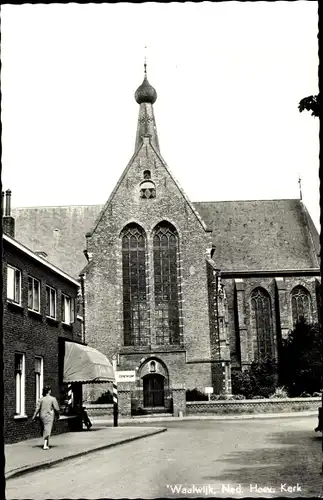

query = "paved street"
[6,415,323,499]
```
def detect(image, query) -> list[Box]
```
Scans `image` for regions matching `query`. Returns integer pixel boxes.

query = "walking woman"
[32,386,60,450]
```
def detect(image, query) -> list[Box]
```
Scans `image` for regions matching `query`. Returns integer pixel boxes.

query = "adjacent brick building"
[2,191,84,443]
[10,71,321,413]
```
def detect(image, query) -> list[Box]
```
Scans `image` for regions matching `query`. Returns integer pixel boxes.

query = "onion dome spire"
[135,62,157,104]
[134,62,159,152]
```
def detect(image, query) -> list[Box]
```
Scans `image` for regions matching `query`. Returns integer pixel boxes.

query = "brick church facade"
[12,70,320,408]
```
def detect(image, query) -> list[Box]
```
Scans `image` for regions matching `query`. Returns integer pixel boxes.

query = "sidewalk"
[5,426,166,480]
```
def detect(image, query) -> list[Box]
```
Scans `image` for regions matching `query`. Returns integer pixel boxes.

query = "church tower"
[82,67,229,411]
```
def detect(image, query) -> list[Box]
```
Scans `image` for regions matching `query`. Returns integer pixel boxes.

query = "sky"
[1,2,320,230]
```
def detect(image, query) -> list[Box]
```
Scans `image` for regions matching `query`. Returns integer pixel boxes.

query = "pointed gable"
[87,70,209,239]
[87,135,209,239]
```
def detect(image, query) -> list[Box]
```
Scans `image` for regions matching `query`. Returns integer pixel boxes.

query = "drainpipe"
[214,269,220,356]
[79,273,86,344]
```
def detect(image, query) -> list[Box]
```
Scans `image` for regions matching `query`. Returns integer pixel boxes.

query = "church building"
[12,69,320,410]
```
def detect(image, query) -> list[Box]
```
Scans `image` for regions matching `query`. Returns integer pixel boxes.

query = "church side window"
[291,285,312,325]
[250,287,273,360]
[122,224,149,346]
[153,222,180,345]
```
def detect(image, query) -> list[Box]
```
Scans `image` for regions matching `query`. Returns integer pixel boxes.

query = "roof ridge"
[11,199,302,210]
[12,204,104,209]
[193,199,300,204]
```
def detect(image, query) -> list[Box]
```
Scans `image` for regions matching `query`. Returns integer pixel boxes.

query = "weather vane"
[298,174,303,201]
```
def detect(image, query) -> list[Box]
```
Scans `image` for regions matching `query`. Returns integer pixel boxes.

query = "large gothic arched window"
[153,222,180,345]
[291,285,312,325]
[250,287,273,360]
[122,224,149,346]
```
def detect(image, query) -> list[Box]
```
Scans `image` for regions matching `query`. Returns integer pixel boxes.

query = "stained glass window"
[153,223,180,345]
[250,288,273,360]
[291,285,312,325]
[122,224,149,346]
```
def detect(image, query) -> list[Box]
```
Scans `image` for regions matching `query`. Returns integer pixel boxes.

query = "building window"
[28,276,40,312]
[7,265,21,304]
[291,285,312,325]
[140,170,155,198]
[46,285,56,319]
[61,294,74,324]
[153,222,180,345]
[122,224,149,346]
[35,357,43,403]
[250,287,273,360]
[15,353,25,416]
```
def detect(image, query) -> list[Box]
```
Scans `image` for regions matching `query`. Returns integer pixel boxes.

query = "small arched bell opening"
[140,180,156,199]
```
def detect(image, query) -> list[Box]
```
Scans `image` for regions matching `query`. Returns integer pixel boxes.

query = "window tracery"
[153,223,180,345]
[122,224,149,346]
[291,285,312,325]
[250,287,273,360]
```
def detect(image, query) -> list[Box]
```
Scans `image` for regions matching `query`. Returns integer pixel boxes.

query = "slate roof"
[11,199,319,278]
[194,199,319,271]
[11,205,103,279]
[3,234,80,286]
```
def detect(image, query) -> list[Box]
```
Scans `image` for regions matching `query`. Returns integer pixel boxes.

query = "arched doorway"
[143,373,165,408]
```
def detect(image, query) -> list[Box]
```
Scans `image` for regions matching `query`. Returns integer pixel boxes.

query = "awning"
[63,341,115,383]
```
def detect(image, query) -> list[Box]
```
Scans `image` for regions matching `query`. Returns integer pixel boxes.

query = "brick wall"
[3,240,81,443]
[118,390,132,416]
[84,137,214,391]
[186,397,321,415]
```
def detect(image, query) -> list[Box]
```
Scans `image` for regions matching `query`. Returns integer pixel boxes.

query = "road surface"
[6,415,323,499]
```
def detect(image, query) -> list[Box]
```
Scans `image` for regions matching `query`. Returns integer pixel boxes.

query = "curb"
[5,428,167,480]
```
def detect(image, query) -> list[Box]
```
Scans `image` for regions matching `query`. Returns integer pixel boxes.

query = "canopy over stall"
[63,341,115,383]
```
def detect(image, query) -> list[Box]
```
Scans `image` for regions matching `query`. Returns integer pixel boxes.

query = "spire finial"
[298,174,303,201]
[135,49,157,105]
[144,45,147,77]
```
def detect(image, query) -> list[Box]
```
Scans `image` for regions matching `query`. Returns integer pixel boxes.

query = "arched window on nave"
[250,287,273,360]
[153,222,180,345]
[121,224,149,346]
[291,285,312,325]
